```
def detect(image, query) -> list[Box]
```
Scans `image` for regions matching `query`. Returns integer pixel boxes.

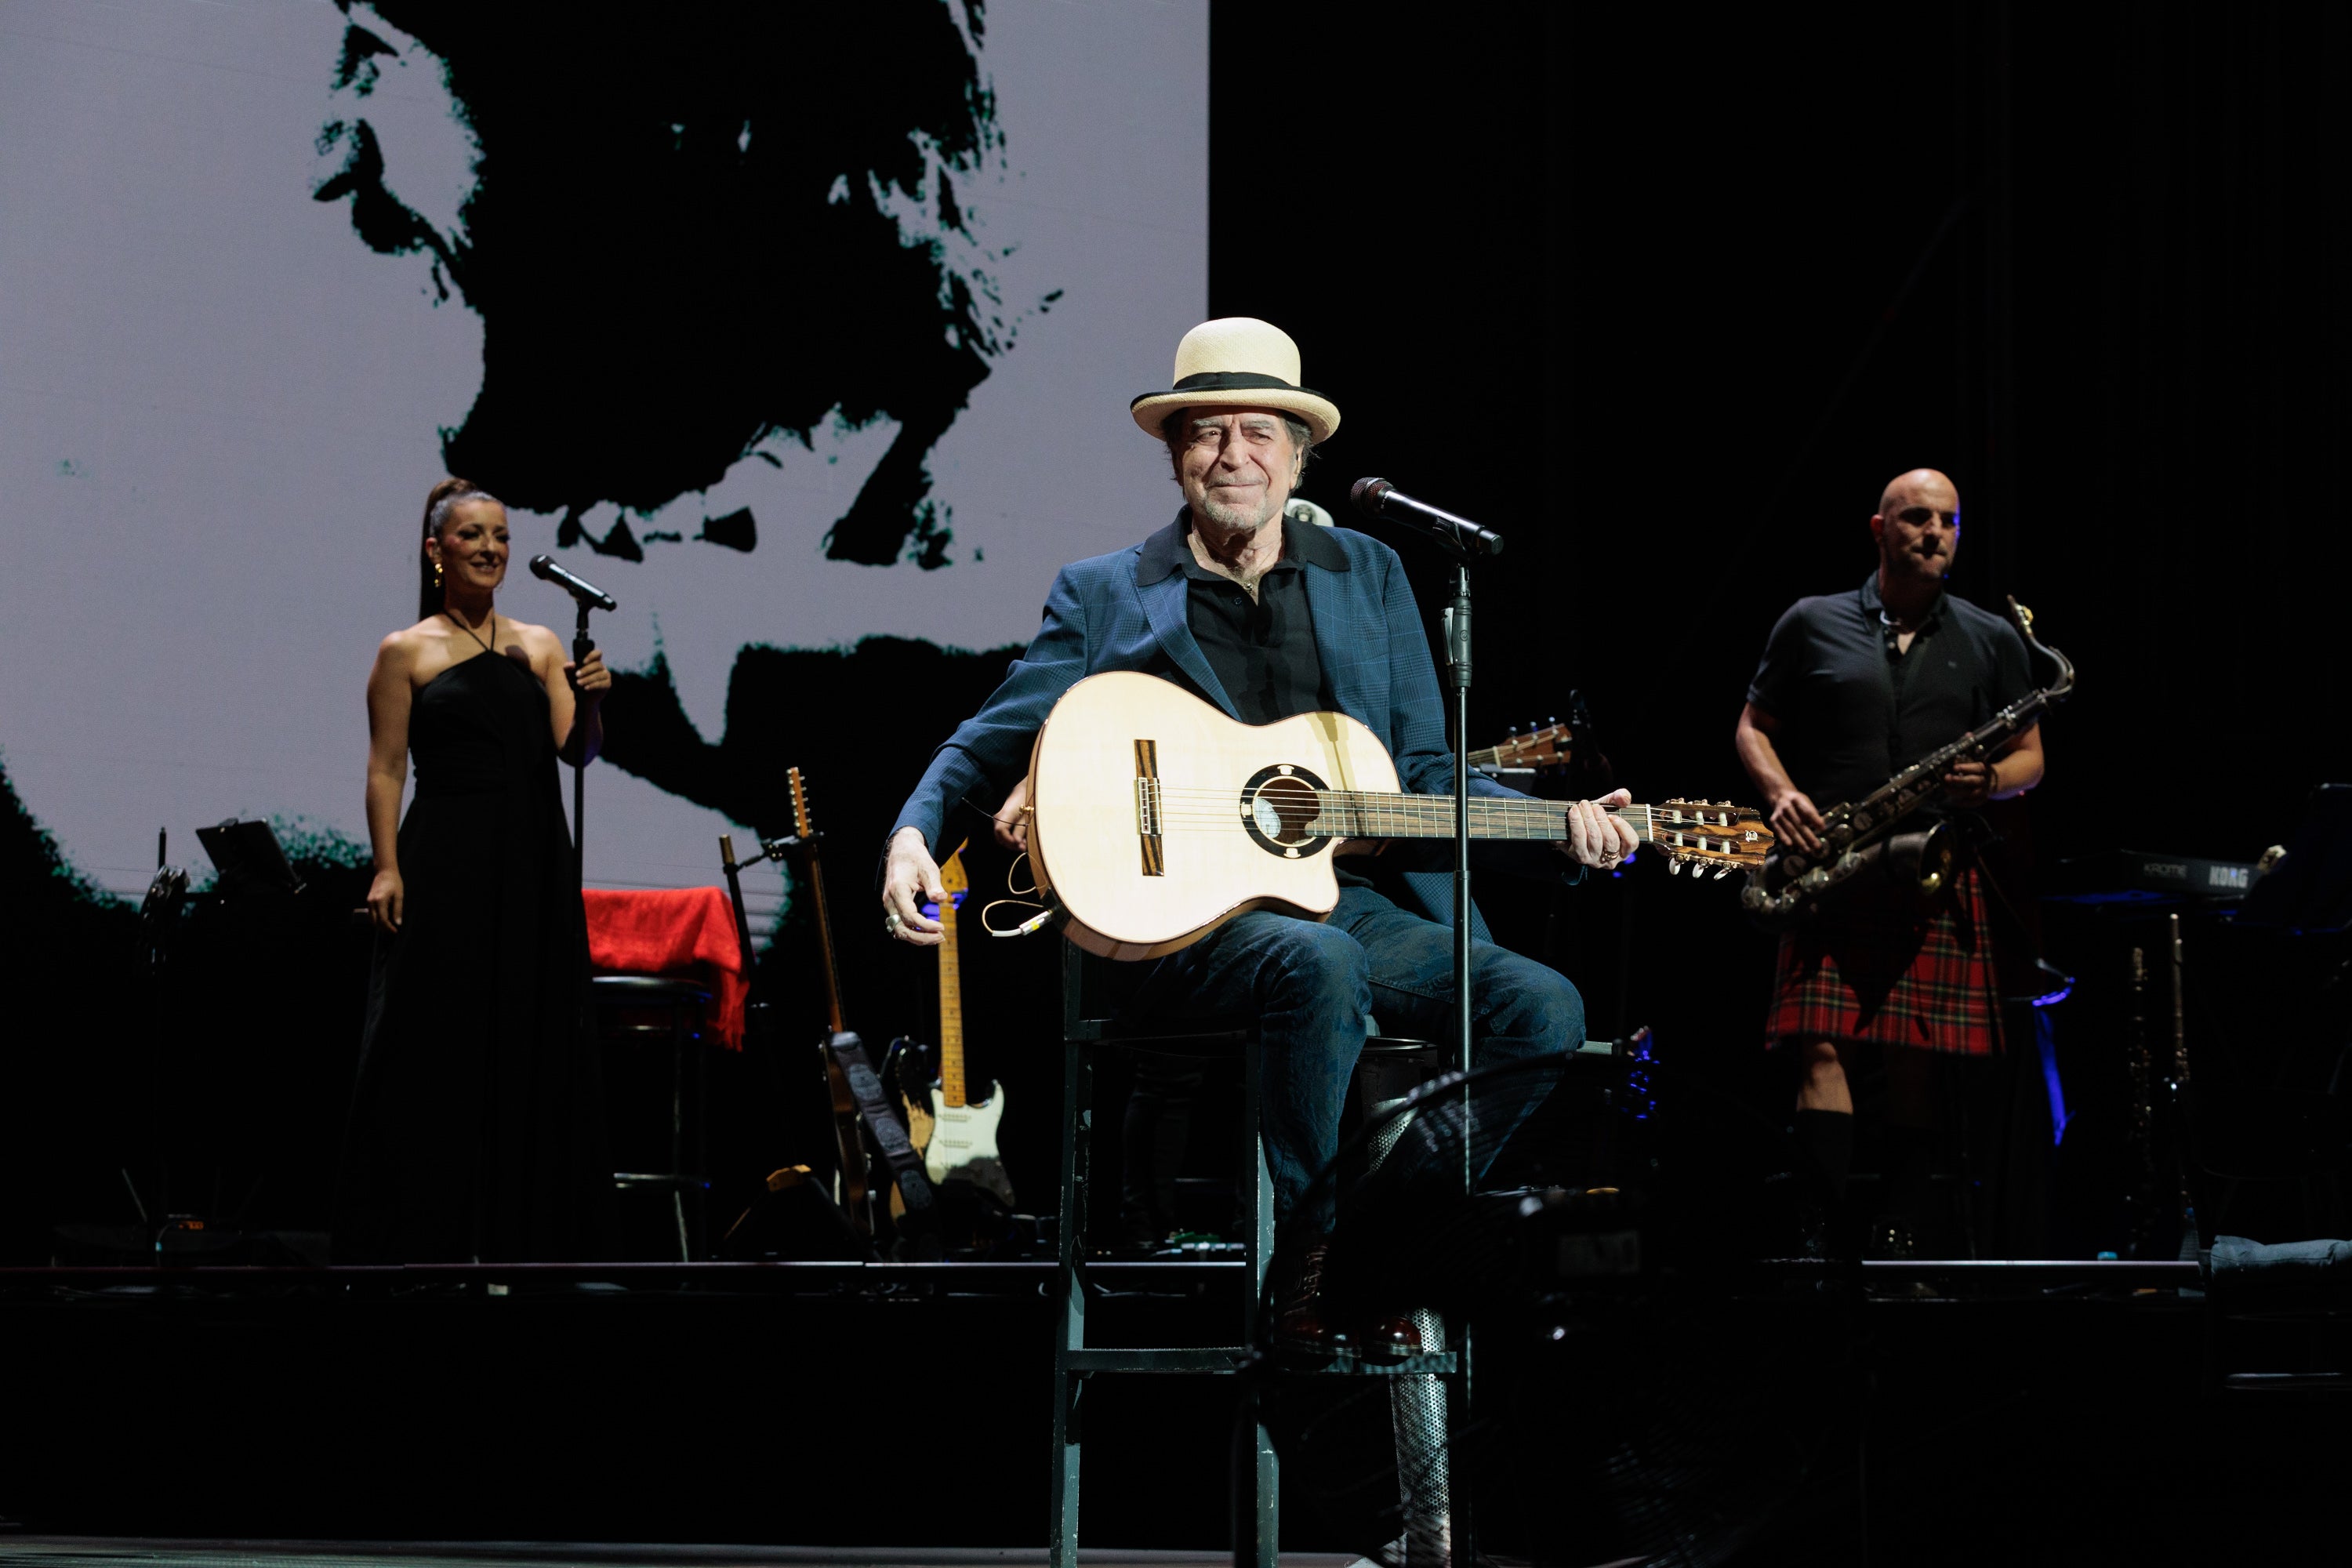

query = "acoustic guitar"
[1025,671,1772,960]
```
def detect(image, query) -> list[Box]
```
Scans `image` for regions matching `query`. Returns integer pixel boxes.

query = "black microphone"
[1349,478,1505,558]
[528,554,617,612]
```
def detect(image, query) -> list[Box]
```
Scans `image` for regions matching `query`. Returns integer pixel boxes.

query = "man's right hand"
[1769,789,1827,855]
[992,774,1032,851]
[883,826,947,946]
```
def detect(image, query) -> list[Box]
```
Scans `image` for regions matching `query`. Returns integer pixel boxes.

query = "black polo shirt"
[1747,572,2034,812]
[1137,510,1345,725]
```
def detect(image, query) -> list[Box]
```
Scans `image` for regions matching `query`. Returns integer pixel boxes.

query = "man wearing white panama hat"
[882,318,1635,1353]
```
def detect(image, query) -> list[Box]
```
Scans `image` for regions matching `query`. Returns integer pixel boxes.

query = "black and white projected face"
[0,2,1207,909]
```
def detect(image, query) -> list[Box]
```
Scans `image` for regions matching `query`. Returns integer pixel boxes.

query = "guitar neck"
[936,897,966,1109]
[1306,794,1732,844]
[804,854,848,1036]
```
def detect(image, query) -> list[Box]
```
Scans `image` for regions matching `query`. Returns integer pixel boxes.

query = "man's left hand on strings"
[1561,787,1641,867]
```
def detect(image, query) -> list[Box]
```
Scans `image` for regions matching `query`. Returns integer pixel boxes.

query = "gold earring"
[433,559,444,588]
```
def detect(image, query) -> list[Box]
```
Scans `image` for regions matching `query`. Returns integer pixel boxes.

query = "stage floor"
[0,1545,1359,1568]
[1,1259,2332,1565]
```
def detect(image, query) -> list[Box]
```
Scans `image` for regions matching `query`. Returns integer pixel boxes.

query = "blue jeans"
[1121,882,1584,1232]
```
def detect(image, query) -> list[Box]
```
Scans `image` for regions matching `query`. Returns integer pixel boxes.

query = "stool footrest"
[1286,1349,1461,1377]
[1062,1347,1247,1374]
[2223,1372,2352,1394]
[1058,1345,1464,1377]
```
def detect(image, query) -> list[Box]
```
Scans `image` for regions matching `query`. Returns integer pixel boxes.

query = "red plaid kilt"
[1767,864,2003,1055]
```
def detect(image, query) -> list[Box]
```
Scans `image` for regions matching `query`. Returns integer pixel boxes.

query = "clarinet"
[1741,595,2076,930]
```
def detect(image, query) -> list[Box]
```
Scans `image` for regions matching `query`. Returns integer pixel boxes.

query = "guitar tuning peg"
[1668,857,1683,876]
[1712,865,1731,880]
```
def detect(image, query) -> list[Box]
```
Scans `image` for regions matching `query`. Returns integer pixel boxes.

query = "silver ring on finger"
[884,911,902,936]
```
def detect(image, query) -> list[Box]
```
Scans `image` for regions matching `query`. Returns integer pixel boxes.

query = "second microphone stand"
[572,601,593,884]
[1424,542,1490,1568]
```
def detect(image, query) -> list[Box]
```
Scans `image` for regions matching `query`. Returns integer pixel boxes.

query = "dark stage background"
[6,1,2351,1272]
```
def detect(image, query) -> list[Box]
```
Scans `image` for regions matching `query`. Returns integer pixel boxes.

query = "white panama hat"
[1128,317,1341,445]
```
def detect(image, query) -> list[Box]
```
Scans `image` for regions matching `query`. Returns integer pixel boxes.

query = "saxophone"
[1740,595,2075,930]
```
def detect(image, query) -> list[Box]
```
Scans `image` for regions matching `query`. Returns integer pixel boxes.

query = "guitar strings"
[1135,795,1758,842]
[1106,790,1763,857]
[1110,807,1746,841]
[1133,787,1739,825]
[1134,791,1678,829]
[1062,806,1759,862]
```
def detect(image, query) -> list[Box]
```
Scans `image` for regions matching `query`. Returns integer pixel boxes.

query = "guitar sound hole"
[1239,766,1330,859]
[1254,775,1318,843]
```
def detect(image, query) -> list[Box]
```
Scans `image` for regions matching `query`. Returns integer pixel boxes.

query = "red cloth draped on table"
[583,886,749,1050]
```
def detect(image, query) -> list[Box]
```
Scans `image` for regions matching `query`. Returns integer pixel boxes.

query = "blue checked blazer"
[890,514,1569,935]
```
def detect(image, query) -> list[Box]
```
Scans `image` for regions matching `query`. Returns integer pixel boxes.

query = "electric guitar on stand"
[906,848,1014,1208]
[786,768,938,1243]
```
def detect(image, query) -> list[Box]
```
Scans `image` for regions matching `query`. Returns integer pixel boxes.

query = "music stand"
[2238,784,2352,935]
[194,818,305,898]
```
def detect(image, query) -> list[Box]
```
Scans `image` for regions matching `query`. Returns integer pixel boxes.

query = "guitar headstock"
[1489,720,1573,769]
[1648,800,1774,879]
[788,765,814,839]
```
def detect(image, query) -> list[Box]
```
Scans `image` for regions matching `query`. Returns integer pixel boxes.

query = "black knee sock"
[1794,1109,1853,1199]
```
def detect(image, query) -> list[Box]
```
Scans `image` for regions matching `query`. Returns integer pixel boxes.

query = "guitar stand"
[717,832,822,986]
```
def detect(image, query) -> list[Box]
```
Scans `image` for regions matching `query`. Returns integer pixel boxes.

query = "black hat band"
[1130,370,1328,408]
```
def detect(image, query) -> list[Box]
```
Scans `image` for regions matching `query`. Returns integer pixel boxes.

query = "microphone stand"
[1445,563,1473,1089]
[1348,478,1505,1566]
[1403,535,1491,1568]
[1441,554,1479,1568]
[572,602,592,885]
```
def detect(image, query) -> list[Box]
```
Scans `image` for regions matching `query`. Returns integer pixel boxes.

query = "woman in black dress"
[337,477,615,1262]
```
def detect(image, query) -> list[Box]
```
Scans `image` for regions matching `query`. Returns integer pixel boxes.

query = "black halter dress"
[336,648,614,1262]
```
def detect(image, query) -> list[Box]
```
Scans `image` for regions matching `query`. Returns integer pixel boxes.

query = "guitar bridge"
[1134,739,1164,877]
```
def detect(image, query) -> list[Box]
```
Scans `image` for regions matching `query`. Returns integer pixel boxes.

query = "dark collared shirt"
[1747,572,2034,812]
[1136,510,1348,726]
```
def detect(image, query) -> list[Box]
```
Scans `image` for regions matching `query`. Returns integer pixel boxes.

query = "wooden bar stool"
[590,973,712,1261]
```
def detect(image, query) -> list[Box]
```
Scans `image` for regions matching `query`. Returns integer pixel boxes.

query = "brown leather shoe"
[1272,1242,1352,1361]
[1357,1313,1421,1363]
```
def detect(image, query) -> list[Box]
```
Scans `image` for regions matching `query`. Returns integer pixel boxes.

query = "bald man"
[1734,469,2045,1255]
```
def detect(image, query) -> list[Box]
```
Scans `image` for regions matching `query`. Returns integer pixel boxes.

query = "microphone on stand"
[528,554,618,612]
[1349,478,1505,558]
[528,554,615,886]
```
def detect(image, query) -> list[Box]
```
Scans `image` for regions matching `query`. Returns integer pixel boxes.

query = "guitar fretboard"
[935,883,967,1110]
[1303,794,1748,847]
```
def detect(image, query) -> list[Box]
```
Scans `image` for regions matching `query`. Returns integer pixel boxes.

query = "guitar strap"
[826,1030,937,1221]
